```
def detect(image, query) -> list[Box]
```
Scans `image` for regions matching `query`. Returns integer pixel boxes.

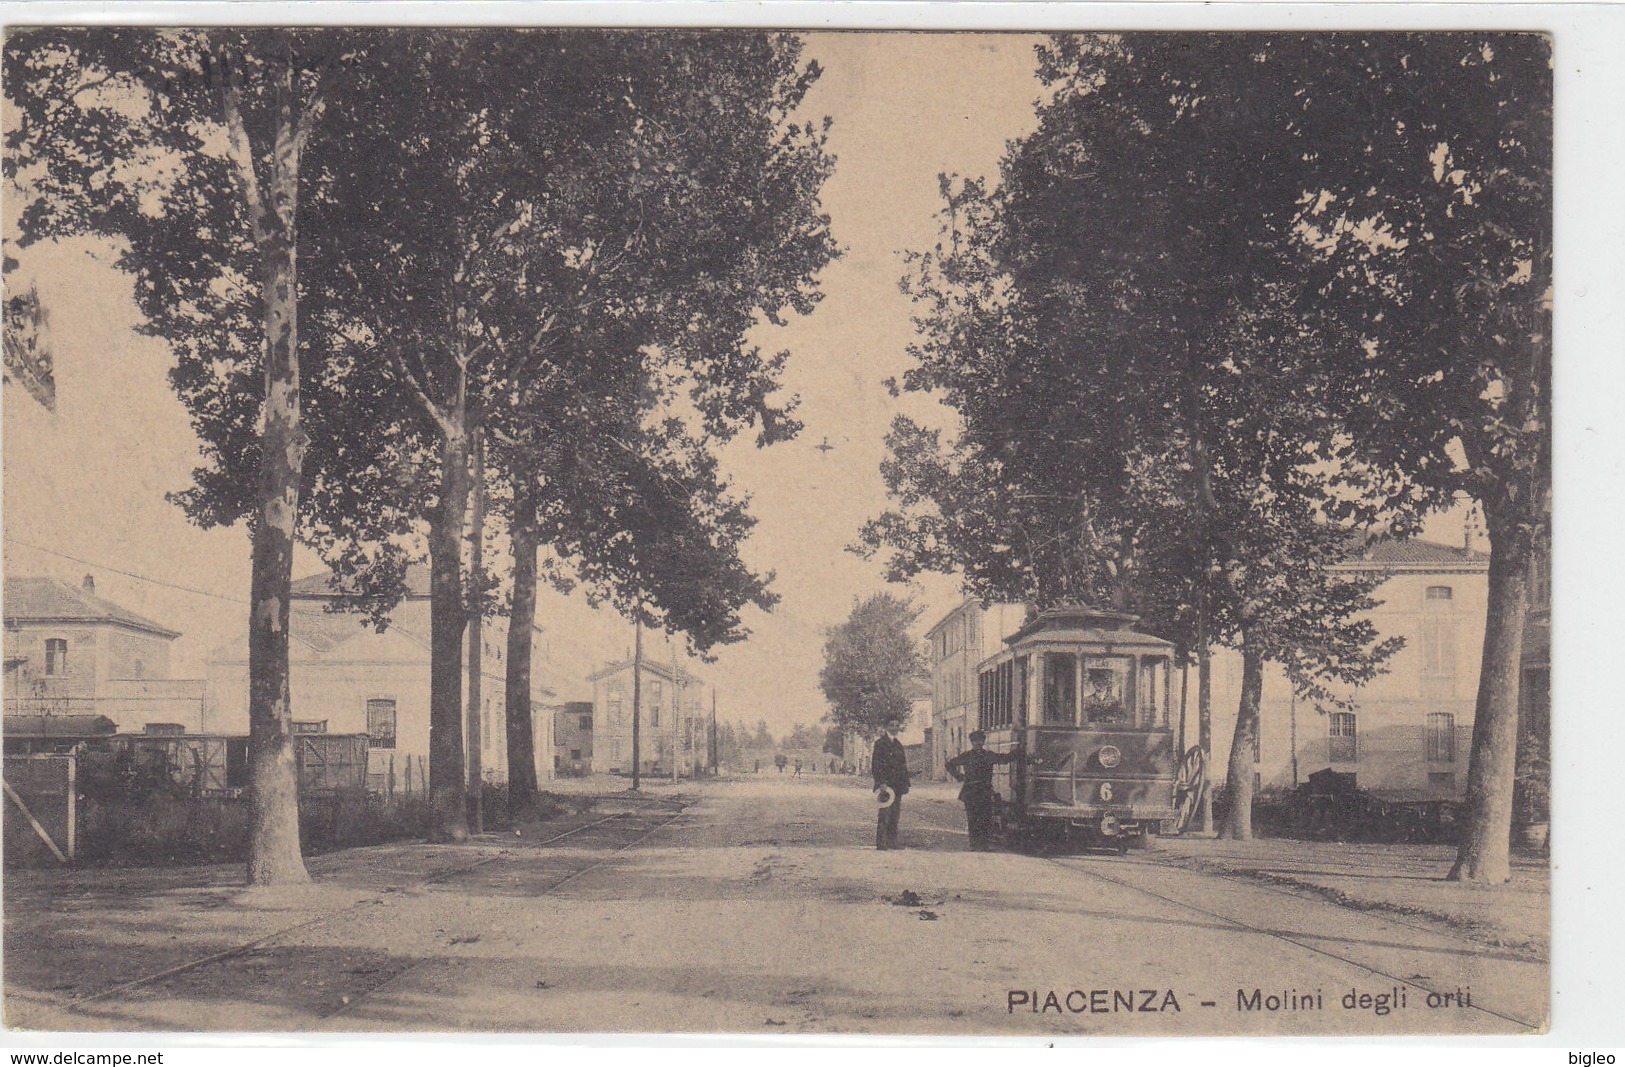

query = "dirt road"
[4,778,1546,1036]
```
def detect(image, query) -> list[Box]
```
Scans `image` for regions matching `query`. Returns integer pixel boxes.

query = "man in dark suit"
[872,718,910,850]
[947,730,1023,851]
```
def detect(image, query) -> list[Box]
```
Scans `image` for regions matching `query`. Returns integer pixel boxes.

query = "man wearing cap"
[947,731,1023,851]
[871,718,910,850]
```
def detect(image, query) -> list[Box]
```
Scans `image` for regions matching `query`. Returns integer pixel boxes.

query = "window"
[292,720,328,734]
[1015,656,1030,726]
[650,681,663,703]
[1082,657,1133,725]
[367,699,397,749]
[1426,712,1455,762]
[44,638,67,676]
[1043,653,1076,724]
[580,715,592,732]
[1421,620,1456,676]
[1139,657,1169,728]
[651,705,661,728]
[143,722,185,736]
[1425,585,1453,601]
[1328,712,1357,762]
[1428,771,1456,790]
[610,697,623,724]
[570,748,582,760]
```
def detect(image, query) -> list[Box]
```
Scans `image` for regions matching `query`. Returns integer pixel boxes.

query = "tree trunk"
[428,405,471,842]
[1219,639,1264,841]
[244,223,310,886]
[1448,499,1534,883]
[240,53,312,887]
[505,473,541,809]
[465,426,484,835]
[1197,638,1214,835]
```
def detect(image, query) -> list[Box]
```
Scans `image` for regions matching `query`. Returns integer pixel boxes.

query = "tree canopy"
[819,592,927,737]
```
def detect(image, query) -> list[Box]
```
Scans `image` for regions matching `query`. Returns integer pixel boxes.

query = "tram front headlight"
[1097,745,1122,769]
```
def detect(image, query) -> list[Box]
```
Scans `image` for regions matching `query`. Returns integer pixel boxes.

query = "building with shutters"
[1205,537,1491,802]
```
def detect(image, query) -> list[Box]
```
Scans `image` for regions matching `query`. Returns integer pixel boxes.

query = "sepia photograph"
[0,6,1587,1044]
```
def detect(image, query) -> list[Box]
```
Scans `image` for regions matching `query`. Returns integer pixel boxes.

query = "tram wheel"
[1172,747,1207,834]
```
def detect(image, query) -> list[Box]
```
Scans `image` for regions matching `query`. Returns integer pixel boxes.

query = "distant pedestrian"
[793,758,803,777]
[829,758,836,775]
[754,759,761,774]
[872,719,910,850]
[947,730,1023,851]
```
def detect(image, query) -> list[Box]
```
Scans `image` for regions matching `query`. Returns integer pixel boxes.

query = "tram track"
[1041,850,1543,1031]
[319,806,687,1021]
[72,805,667,1009]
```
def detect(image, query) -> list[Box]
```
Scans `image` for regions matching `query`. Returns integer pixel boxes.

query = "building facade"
[1206,538,1490,801]
[923,600,1028,779]
[588,657,709,777]
[553,700,594,776]
[3,575,206,732]
[205,566,555,792]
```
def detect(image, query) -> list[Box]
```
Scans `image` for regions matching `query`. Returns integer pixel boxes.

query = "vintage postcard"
[1,11,1573,1044]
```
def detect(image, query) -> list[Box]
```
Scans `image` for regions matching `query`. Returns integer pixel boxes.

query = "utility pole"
[671,639,680,782]
[710,687,718,776]
[465,426,485,835]
[631,612,643,792]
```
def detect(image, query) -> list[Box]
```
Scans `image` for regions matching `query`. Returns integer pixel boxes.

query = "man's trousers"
[876,794,902,849]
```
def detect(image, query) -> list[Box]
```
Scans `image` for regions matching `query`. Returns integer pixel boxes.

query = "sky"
[2,30,1477,744]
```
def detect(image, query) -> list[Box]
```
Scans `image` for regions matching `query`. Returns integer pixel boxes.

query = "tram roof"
[996,604,1176,655]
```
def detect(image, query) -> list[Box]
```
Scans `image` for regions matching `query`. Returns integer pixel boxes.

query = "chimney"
[82,574,95,594]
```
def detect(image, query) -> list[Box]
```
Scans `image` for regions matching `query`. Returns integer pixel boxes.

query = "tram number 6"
[1099,783,1113,802]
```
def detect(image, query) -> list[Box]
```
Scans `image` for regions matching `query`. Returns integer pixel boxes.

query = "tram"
[977,605,1205,852]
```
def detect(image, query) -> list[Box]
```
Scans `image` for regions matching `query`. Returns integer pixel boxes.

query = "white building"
[588,656,709,777]
[923,600,1027,779]
[3,575,206,732]
[1206,538,1489,801]
[205,566,555,792]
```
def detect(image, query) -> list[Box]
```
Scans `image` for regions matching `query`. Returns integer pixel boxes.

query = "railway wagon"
[977,605,1204,851]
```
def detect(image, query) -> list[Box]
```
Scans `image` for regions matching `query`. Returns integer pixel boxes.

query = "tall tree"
[819,593,927,738]
[5,28,357,884]
[862,35,1406,838]
[1279,35,1551,883]
[299,31,834,827]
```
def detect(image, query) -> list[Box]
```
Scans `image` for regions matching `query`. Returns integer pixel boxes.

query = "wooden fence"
[3,754,75,863]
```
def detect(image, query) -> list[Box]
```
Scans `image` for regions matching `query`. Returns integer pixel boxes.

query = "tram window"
[1015,656,1030,725]
[1043,653,1076,724]
[1139,657,1169,728]
[1082,656,1134,725]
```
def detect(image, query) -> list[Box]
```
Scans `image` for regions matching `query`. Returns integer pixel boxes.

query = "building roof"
[1336,536,1490,572]
[3,577,182,639]
[290,563,434,599]
[587,658,700,686]
[924,597,986,638]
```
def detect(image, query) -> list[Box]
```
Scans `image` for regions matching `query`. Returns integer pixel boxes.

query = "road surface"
[4,777,1546,1036]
